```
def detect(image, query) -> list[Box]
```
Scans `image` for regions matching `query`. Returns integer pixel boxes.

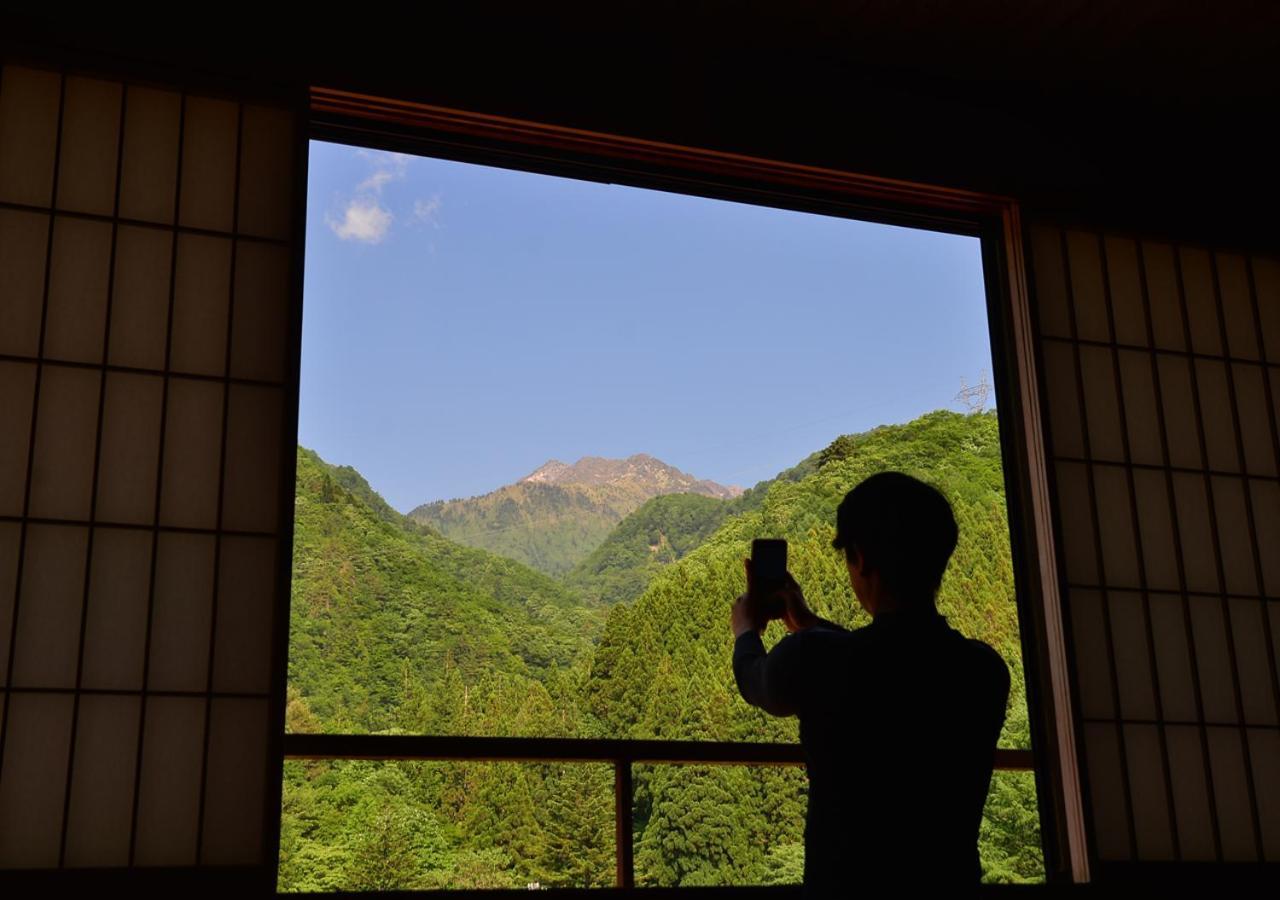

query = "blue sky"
[299,141,996,512]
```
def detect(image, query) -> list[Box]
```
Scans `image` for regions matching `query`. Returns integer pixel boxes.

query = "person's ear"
[851,547,871,578]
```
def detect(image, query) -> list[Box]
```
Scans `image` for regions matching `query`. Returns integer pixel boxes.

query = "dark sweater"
[732,606,1011,895]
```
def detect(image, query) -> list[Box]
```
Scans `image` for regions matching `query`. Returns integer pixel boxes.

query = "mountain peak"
[521,459,571,483]
[518,453,741,498]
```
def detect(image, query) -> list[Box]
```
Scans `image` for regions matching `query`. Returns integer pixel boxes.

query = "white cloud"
[326,197,393,243]
[327,149,438,245]
[354,150,411,194]
[411,194,442,228]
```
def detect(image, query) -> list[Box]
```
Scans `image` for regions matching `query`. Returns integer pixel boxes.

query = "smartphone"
[751,538,787,582]
[750,538,788,622]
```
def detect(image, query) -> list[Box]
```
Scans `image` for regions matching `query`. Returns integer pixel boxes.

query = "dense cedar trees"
[566,493,731,605]
[280,411,1043,890]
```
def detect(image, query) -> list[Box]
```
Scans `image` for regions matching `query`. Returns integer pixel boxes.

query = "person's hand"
[731,589,757,638]
[731,557,764,638]
[778,571,819,633]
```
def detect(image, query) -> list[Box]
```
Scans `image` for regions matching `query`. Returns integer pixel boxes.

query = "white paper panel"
[11,524,87,689]
[237,103,294,240]
[1068,589,1113,718]
[1131,469,1179,592]
[94,372,162,525]
[1227,597,1278,727]
[1053,461,1098,584]
[1104,235,1148,347]
[1156,355,1203,470]
[43,216,112,364]
[1206,727,1258,860]
[1179,246,1223,357]
[213,537,275,694]
[28,364,100,521]
[1211,476,1258,597]
[82,527,151,691]
[133,696,205,865]
[0,524,19,688]
[118,85,180,225]
[1255,257,1280,363]
[1078,345,1124,462]
[1188,599,1238,724]
[229,240,290,382]
[1109,591,1157,720]
[1232,364,1277,476]
[0,691,74,867]
[178,96,238,234]
[1141,241,1187,352]
[1084,722,1131,860]
[1122,723,1175,860]
[158,377,223,530]
[1249,728,1280,860]
[1029,223,1071,338]
[1195,360,1240,473]
[1249,480,1280,596]
[107,225,172,371]
[0,65,61,207]
[200,698,267,864]
[62,694,140,866]
[1116,349,1162,466]
[1065,229,1110,343]
[54,76,122,217]
[0,208,49,358]
[0,361,36,517]
[1093,464,1140,588]
[1216,252,1260,361]
[1165,725,1215,860]
[147,532,214,692]
[1039,339,1083,456]
[1149,594,1198,722]
[221,385,282,533]
[170,234,231,376]
[1171,474,1217,594]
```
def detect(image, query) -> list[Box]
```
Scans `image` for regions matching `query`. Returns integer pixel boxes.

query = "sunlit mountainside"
[407,454,741,576]
[282,410,1042,891]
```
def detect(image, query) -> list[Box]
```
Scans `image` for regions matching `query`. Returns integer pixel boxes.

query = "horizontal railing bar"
[283,734,1034,770]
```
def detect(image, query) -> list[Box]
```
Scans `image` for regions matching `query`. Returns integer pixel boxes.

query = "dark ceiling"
[4,2,1279,245]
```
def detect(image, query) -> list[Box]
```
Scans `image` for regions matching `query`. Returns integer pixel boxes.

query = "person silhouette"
[731,471,1011,895]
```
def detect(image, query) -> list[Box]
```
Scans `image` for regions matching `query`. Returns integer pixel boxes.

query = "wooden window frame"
[271,86,1092,892]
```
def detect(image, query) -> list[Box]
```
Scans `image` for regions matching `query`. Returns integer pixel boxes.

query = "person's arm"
[729,557,828,716]
[803,614,847,633]
[774,571,847,635]
[732,628,806,717]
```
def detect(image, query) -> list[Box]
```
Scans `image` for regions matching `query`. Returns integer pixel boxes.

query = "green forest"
[279,410,1044,891]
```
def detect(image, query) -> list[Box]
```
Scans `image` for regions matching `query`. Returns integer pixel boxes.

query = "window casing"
[279,88,1087,888]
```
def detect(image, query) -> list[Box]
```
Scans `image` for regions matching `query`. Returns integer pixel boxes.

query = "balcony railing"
[284,734,1034,889]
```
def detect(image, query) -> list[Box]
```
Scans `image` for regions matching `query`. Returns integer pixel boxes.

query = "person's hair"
[830,471,958,606]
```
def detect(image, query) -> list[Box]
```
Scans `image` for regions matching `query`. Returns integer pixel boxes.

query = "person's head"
[830,472,958,615]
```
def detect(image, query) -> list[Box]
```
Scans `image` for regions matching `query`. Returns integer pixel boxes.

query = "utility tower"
[955,373,992,413]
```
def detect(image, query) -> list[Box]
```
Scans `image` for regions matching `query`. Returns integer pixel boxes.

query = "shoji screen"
[0,60,301,878]
[1027,222,1280,869]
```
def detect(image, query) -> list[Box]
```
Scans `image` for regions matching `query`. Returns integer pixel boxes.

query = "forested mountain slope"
[281,413,1042,890]
[579,410,1039,885]
[289,447,605,733]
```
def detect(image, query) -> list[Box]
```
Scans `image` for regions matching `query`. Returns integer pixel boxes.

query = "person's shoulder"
[961,636,1011,689]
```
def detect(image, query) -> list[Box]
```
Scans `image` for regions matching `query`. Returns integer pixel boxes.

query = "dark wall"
[4,4,1278,251]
